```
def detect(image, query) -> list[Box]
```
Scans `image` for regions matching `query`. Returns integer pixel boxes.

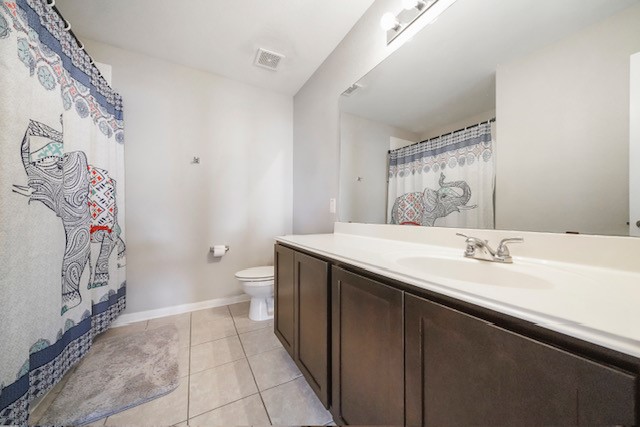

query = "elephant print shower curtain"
[0,0,126,424]
[388,121,495,228]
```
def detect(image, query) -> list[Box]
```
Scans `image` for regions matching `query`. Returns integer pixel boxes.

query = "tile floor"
[30,301,334,426]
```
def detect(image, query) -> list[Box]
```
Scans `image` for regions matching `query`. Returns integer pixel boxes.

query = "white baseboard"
[111,294,251,327]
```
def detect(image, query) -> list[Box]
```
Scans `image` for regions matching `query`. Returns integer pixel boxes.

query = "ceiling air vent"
[341,83,361,97]
[254,48,284,71]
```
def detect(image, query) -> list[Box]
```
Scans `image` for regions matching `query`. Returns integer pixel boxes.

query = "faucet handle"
[456,233,482,256]
[496,237,524,258]
[456,233,488,244]
[455,233,474,256]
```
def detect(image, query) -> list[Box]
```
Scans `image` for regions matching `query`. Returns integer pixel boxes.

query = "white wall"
[84,39,293,314]
[496,4,640,236]
[631,52,640,237]
[390,137,418,150]
[293,0,457,233]
[339,113,418,223]
[94,62,112,85]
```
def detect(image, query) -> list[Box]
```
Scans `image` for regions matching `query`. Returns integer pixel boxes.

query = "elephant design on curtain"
[390,173,477,226]
[12,118,125,314]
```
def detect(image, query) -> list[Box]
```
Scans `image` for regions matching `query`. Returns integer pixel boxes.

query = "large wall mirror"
[339,0,640,237]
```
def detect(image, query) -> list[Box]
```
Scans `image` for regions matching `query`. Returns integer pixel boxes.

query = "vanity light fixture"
[382,0,444,44]
[380,12,401,31]
[341,83,362,97]
[402,0,425,11]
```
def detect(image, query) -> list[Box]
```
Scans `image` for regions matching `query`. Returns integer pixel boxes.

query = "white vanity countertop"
[276,232,640,358]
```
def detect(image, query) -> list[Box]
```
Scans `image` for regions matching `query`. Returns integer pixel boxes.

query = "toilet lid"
[235,266,274,280]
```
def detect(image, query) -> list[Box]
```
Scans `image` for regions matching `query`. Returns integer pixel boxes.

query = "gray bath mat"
[39,324,180,426]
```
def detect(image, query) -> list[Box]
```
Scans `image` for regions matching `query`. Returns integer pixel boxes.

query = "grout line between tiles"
[189,353,249,377]
[46,307,278,426]
[257,375,303,394]
[230,306,273,426]
[187,306,246,421]
[241,342,284,358]
[190,333,238,348]
[187,391,262,421]
[189,314,237,347]
[230,312,272,335]
[190,330,242,349]
[189,354,246,376]
[236,325,272,335]
[245,347,304,391]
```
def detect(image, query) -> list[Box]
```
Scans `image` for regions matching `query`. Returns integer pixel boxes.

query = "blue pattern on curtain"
[388,121,495,228]
[389,128,492,168]
[0,0,126,424]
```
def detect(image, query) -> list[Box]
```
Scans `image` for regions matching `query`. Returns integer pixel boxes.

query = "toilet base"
[249,297,274,321]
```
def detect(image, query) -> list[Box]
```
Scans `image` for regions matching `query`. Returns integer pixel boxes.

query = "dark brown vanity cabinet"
[275,243,639,425]
[274,244,295,356]
[405,294,637,426]
[294,251,330,407]
[331,267,404,425]
[274,244,330,407]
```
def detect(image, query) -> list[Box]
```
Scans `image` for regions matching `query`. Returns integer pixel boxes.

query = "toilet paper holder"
[209,245,230,254]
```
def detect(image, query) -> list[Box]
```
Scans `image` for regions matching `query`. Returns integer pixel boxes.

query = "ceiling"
[55,0,375,96]
[340,0,639,135]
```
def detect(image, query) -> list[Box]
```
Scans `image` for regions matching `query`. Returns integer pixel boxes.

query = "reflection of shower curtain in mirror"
[388,122,495,228]
[0,1,126,424]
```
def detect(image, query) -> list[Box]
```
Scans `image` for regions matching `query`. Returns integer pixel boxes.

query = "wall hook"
[192,157,200,164]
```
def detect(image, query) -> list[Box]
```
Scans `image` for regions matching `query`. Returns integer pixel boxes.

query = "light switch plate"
[329,198,337,214]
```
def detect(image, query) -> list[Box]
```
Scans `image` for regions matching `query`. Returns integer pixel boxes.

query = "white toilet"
[235,266,274,321]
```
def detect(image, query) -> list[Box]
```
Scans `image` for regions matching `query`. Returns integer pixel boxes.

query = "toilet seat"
[235,266,274,282]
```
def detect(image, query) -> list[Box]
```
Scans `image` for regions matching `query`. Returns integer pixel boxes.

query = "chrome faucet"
[456,233,523,263]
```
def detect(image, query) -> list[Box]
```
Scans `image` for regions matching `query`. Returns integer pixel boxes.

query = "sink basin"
[393,255,555,289]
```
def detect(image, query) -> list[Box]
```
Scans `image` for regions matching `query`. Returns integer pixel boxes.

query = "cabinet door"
[331,267,404,425]
[405,294,637,426]
[575,356,637,424]
[294,251,330,407]
[274,244,295,357]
